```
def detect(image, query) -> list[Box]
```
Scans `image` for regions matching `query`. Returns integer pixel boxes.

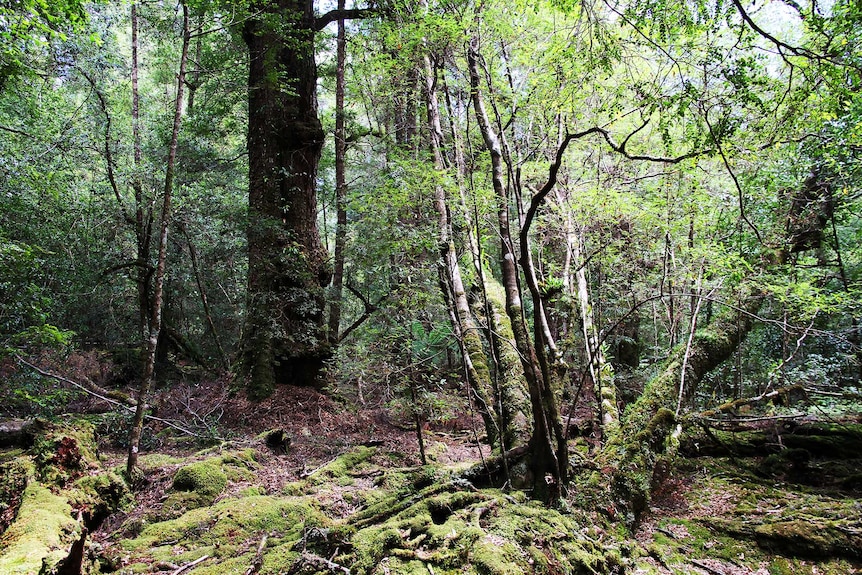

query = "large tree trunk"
[241,0,331,398]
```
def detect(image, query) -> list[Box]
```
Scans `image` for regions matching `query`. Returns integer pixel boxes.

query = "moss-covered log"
[602,288,764,522]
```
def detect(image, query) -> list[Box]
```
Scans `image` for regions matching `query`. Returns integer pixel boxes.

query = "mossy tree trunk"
[436,65,532,452]
[468,36,567,501]
[241,0,332,398]
[479,277,532,450]
[423,52,499,449]
[601,286,766,522]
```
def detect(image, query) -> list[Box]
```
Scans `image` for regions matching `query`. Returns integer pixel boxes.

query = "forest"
[1,0,861,573]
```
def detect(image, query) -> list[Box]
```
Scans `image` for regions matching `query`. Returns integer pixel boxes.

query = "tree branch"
[15,355,203,438]
[314,8,376,31]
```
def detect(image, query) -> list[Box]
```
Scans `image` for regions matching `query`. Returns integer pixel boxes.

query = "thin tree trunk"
[131,0,152,344]
[423,51,499,449]
[327,0,348,345]
[127,3,190,478]
[441,75,531,448]
[467,36,565,501]
[571,227,618,437]
[181,223,228,368]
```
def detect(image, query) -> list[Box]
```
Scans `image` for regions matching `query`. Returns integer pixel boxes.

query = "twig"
[300,455,340,479]
[172,554,209,575]
[15,355,202,438]
[244,534,268,575]
[700,413,806,426]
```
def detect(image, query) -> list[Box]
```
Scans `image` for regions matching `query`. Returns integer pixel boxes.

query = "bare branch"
[314,8,376,31]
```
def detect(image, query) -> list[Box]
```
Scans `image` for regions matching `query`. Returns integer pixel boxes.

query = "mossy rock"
[308,446,376,485]
[173,461,228,498]
[71,471,133,524]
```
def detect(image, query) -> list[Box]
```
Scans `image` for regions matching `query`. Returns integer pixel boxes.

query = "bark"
[126,4,190,478]
[467,36,566,501]
[441,75,531,448]
[422,52,498,449]
[327,0,348,346]
[241,0,332,398]
[131,0,152,346]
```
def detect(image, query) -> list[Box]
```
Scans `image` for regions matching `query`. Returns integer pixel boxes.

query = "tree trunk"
[441,76,531,449]
[601,286,766,523]
[422,52,500,449]
[327,0,348,346]
[127,3,190,478]
[570,225,618,438]
[241,0,331,398]
[467,36,566,501]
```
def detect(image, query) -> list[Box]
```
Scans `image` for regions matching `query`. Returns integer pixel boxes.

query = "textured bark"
[479,277,532,449]
[241,0,332,398]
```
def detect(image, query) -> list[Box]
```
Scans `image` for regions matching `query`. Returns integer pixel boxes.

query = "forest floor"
[1,375,861,574]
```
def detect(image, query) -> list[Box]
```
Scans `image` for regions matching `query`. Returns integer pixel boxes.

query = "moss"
[0,483,80,574]
[71,471,133,520]
[0,456,34,533]
[31,419,100,486]
[308,446,376,485]
[122,494,327,562]
[173,461,228,498]
[755,519,860,558]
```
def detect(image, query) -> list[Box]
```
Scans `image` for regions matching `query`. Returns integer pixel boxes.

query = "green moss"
[31,419,100,486]
[123,494,327,561]
[308,446,376,485]
[173,461,228,498]
[72,471,133,517]
[0,483,80,574]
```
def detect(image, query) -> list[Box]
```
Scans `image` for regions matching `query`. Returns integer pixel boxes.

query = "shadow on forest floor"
[1,381,860,574]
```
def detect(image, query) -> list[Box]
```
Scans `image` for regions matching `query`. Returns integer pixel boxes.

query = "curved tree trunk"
[601,286,766,523]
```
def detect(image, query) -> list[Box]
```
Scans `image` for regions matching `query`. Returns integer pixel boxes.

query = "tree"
[127,1,191,478]
[240,0,372,398]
